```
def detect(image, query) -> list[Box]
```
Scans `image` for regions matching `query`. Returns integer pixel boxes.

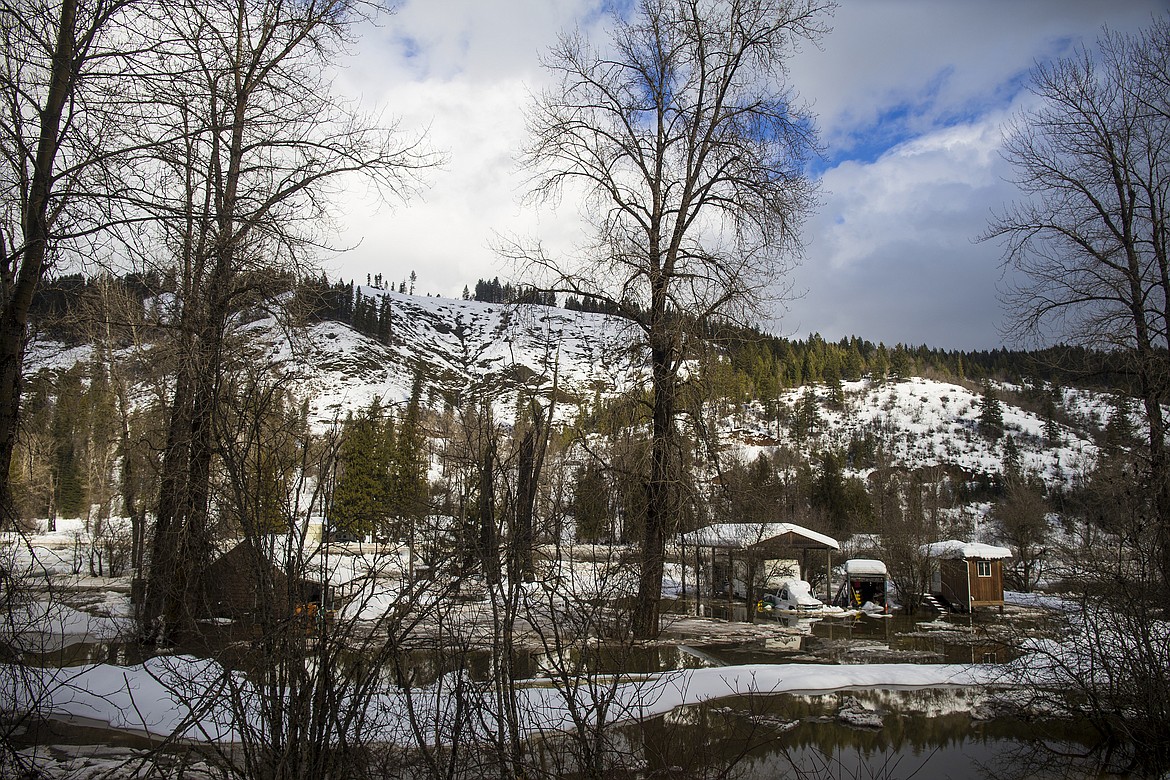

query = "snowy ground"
[3,522,1064,744]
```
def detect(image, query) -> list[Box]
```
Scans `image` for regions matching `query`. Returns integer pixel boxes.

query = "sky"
[328,0,1170,351]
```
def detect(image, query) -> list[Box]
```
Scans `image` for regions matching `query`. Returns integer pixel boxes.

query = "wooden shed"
[924,540,1012,612]
[203,539,330,621]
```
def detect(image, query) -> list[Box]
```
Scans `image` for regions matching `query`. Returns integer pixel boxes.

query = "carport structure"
[679,522,840,619]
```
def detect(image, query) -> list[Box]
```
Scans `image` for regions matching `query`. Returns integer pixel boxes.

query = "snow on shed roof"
[844,559,887,575]
[924,540,1012,560]
[681,522,840,551]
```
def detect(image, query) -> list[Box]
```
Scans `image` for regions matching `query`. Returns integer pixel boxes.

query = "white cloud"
[818,118,1006,268]
[781,110,1021,348]
[323,1,602,296]
[791,0,1166,158]
[316,0,1169,347]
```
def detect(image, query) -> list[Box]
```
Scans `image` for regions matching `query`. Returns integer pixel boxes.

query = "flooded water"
[673,598,1040,665]
[12,599,1122,778]
[619,687,1125,779]
[12,604,1032,681]
[6,639,148,669]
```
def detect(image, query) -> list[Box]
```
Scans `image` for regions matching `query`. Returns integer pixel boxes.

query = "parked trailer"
[833,558,889,613]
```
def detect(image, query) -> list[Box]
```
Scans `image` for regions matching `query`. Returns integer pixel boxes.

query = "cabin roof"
[682,522,840,551]
[923,539,1012,560]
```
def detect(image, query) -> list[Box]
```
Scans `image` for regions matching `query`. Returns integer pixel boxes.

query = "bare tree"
[991,480,1048,592]
[134,0,438,643]
[1001,448,1170,777]
[0,0,147,527]
[984,16,1170,592]
[985,20,1170,774]
[874,470,937,615]
[520,0,828,637]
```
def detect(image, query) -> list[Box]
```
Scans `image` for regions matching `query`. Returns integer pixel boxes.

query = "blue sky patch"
[822,66,954,170]
[396,34,422,61]
[809,63,1029,178]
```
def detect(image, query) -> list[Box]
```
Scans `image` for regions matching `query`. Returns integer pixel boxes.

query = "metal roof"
[681,522,840,551]
[844,558,888,575]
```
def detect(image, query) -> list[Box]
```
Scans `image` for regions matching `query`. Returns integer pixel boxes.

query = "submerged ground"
[3,522,1117,780]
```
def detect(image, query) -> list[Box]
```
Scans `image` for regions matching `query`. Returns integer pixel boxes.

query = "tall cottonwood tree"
[0,0,143,527]
[985,16,1170,593]
[136,0,436,641]
[521,0,828,637]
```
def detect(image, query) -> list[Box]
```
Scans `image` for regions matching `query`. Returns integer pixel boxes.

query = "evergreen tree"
[376,296,391,344]
[12,370,56,522]
[871,344,890,382]
[1103,394,1135,451]
[573,463,610,543]
[51,367,87,518]
[331,403,393,537]
[801,346,820,384]
[823,363,844,409]
[889,345,913,381]
[810,450,870,539]
[1042,392,1062,446]
[388,375,428,538]
[793,388,820,440]
[844,341,864,381]
[979,380,1004,439]
[1002,434,1022,486]
[83,355,119,528]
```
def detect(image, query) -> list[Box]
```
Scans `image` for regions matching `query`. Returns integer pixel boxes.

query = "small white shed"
[833,558,889,612]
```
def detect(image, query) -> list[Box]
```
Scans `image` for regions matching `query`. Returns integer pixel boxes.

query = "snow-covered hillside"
[25,289,646,427]
[719,377,1098,488]
[240,289,644,425]
[26,290,1118,484]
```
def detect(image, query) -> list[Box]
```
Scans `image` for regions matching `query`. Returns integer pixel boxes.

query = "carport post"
[825,549,832,603]
[727,550,734,606]
[695,544,703,617]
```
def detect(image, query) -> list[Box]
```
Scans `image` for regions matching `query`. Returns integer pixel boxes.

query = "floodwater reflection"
[622,687,1124,779]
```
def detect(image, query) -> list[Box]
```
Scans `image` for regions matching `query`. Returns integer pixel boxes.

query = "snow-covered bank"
[2,656,1004,746]
[7,602,130,652]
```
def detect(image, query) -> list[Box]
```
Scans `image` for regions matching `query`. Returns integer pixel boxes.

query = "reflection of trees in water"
[618,689,1112,780]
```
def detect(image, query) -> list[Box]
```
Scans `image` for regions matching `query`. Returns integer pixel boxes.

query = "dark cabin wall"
[939,559,970,609]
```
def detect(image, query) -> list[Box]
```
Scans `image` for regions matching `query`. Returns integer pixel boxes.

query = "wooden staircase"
[920,593,948,613]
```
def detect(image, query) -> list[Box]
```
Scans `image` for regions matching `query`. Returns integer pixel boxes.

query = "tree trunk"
[480,444,499,585]
[0,0,78,527]
[515,428,536,582]
[143,356,212,642]
[143,274,227,643]
[633,331,676,638]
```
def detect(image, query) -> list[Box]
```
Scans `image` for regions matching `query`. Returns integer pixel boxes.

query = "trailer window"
[976,560,992,578]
